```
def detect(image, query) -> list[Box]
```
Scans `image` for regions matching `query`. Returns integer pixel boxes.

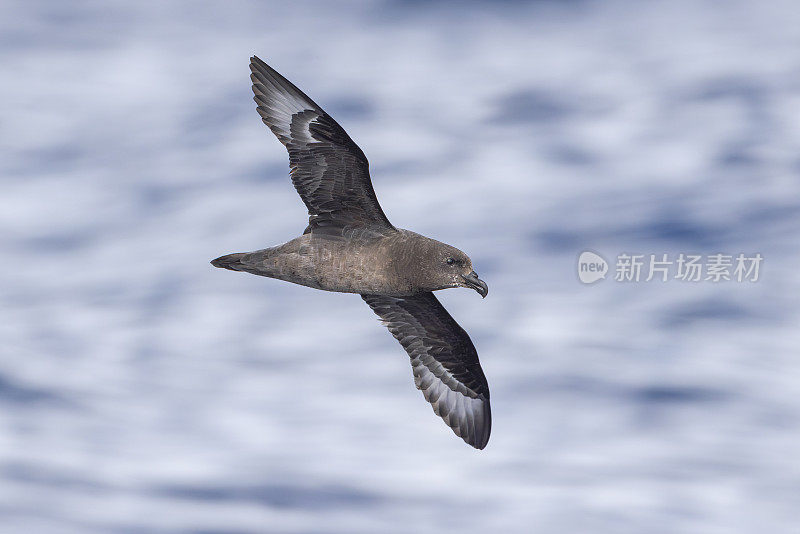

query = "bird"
[212,56,491,449]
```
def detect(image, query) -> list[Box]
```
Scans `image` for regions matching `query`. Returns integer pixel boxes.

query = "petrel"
[212,56,491,449]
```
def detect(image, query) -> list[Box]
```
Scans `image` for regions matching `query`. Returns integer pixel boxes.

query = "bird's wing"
[361,292,491,449]
[250,56,394,235]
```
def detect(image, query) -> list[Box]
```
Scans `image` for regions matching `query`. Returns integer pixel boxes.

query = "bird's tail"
[210,253,247,271]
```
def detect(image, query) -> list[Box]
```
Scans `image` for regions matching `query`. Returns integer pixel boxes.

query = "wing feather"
[250,56,394,235]
[362,292,491,449]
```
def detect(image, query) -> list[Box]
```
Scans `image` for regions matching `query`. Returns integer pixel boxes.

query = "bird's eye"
[446,258,455,265]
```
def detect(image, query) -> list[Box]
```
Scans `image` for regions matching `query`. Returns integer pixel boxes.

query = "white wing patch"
[254,93,318,145]
[251,61,321,146]
[411,356,490,448]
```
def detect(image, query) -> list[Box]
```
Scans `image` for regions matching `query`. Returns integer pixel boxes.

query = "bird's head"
[413,240,488,298]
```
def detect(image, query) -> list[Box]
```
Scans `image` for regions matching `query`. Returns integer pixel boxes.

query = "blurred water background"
[1,1,799,532]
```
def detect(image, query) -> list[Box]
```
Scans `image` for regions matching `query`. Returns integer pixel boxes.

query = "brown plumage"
[212,56,490,449]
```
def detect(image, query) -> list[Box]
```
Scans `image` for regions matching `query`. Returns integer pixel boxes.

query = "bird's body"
[212,56,492,449]
[214,229,475,297]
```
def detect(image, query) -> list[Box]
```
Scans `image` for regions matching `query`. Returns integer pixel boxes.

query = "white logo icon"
[578,251,608,284]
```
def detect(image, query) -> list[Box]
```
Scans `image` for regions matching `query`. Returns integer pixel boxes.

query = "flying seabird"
[212,56,491,449]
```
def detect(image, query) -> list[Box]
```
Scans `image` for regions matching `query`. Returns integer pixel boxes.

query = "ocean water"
[1,1,799,532]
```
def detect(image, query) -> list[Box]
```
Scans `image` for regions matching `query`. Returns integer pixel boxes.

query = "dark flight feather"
[362,292,491,449]
[250,56,395,235]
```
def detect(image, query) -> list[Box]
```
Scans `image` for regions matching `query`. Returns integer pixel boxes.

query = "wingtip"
[465,401,491,450]
[469,434,490,450]
[250,55,270,71]
[466,426,491,450]
[250,56,265,73]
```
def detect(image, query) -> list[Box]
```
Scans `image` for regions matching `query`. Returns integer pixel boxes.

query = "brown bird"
[212,56,491,449]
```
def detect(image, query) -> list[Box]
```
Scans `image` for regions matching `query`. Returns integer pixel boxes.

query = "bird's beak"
[462,271,488,298]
